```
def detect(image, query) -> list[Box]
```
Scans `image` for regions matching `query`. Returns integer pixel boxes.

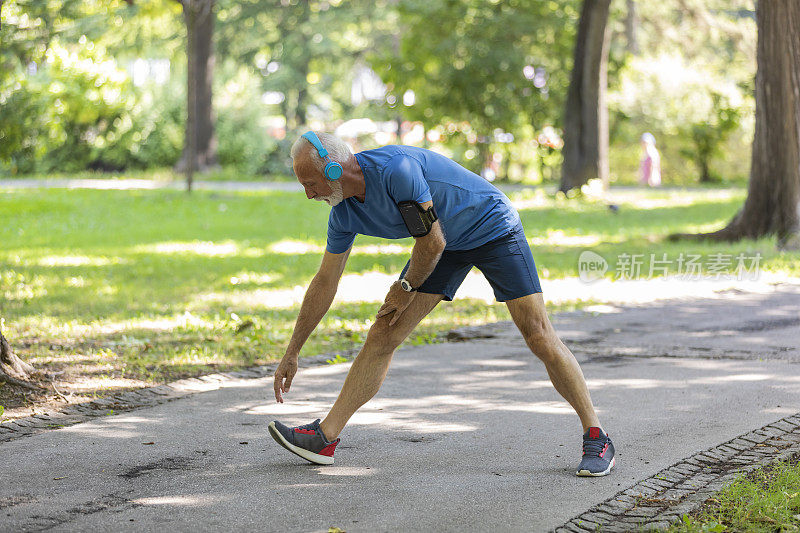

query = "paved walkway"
[1,283,799,531]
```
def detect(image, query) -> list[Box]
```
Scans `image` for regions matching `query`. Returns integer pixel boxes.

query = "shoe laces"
[296,419,321,433]
[583,437,607,457]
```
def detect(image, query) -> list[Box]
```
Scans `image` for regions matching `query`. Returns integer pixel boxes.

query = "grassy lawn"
[1,185,797,416]
[1,167,294,182]
[667,455,800,532]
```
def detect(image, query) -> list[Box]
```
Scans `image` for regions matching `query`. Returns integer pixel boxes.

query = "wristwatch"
[399,278,417,292]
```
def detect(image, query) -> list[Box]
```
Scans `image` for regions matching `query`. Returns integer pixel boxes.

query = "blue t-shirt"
[326,145,520,253]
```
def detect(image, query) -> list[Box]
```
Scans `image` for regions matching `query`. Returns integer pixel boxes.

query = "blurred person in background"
[639,132,661,187]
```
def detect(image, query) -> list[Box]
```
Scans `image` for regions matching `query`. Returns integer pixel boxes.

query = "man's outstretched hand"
[376,281,416,326]
[274,355,298,403]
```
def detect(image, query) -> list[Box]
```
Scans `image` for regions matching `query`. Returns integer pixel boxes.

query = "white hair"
[290,132,353,173]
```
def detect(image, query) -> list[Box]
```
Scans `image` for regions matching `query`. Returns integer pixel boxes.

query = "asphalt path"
[1,284,799,532]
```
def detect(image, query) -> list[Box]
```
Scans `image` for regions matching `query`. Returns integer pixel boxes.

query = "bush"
[214,66,288,177]
[0,42,184,174]
[126,82,184,169]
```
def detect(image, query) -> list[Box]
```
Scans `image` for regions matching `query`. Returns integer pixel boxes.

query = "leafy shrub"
[214,66,288,176]
[0,42,183,174]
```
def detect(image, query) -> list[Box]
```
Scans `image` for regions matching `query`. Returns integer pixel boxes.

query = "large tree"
[178,0,217,188]
[559,0,611,193]
[673,0,800,248]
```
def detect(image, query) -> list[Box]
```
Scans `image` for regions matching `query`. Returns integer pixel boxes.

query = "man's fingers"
[283,376,293,392]
[274,373,284,403]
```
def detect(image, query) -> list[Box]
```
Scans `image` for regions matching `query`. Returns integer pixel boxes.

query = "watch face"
[400,279,412,291]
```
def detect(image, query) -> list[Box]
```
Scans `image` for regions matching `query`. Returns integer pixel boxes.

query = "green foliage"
[0,41,190,175]
[0,42,138,174]
[129,82,184,168]
[679,94,742,182]
[0,0,762,183]
[213,64,283,175]
[217,0,398,129]
[375,0,578,173]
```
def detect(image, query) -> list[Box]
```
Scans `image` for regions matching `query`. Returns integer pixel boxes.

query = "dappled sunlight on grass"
[269,239,325,255]
[268,239,412,256]
[527,230,603,247]
[352,243,412,255]
[1,186,798,407]
[36,254,127,267]
[134,240,263,257]
[228,271,277,285]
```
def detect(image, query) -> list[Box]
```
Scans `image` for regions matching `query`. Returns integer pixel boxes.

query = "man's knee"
[364,317,407,354]
[518,316,559,356]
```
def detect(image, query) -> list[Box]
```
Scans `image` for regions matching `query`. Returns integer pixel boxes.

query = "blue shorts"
[399,223,542,302]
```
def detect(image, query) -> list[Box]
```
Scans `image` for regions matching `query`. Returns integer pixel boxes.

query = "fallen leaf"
[53,476,66,480]
[239,442,248,445]
[142,442,155,445]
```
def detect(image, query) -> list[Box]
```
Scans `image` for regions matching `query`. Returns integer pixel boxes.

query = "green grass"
[0,167,293,182]
[667,457,800,532]
[0,185,797,407]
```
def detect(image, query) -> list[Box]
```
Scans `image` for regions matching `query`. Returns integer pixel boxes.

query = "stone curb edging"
[0,351,353,445]
[553,412,800,532]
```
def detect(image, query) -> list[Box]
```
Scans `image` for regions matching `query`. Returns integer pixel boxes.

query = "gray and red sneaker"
[268,418,340,465]
[576,426,615,476]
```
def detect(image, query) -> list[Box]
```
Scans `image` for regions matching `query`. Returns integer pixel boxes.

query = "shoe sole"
[576,456,615,477]
[268,422,334,465]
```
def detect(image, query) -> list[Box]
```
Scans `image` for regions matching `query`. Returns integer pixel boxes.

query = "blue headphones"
[301,131,343,181]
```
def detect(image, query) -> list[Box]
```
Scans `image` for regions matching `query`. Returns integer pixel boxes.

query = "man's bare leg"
[319,292,444,440]
[505,293,601,433]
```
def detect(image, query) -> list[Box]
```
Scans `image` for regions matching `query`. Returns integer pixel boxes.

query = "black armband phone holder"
[397,200,438,237]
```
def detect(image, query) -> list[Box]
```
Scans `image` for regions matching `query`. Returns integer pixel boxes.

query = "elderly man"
[268,131,615,476]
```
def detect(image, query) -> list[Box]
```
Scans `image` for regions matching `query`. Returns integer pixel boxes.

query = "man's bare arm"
[275,247,350,402]
[402,200,446,288]
[285,248,351,356]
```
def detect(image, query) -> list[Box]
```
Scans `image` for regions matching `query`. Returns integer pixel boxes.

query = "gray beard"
[316,179,344,207]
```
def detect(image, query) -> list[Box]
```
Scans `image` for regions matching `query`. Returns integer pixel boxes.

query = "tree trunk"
[295,84,308,130]
[671,0,800,249]
[0,323,39,390]
[177,0,218,184]
[559,0,612,194]
[699,158,712,183]
[290,58,310,131]
[625,0,639,55]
